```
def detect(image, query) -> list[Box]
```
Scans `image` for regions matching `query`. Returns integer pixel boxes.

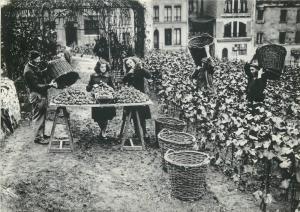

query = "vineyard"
[145,50,300,211]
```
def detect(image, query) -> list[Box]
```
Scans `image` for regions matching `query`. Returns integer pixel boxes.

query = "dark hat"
[29,50,40,60]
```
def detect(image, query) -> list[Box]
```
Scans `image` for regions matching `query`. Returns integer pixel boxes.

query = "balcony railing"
[224,32,247,38]
[224,8,248,13]
[174,16,181,22]
[164,17,172,22]
[153,17,159,22]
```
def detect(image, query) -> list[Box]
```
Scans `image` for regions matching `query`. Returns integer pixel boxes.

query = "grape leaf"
[279,160,292,169]
[271,134,282,145]
[280,179,290,189]
[280,147,293,155]
[264,193,274,204]
[253,190,263,200]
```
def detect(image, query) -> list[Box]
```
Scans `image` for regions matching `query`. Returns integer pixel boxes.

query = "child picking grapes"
[86,58,116,140]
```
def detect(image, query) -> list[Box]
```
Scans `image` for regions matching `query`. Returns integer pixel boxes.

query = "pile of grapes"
[115,86,149,103]
[52,88,96,105]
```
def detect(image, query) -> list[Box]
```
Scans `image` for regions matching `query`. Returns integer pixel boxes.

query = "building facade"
[212,0,255,61]
[145,0,189,50]
[188,0,215,37]
[55,8,135,48]
[254,0,300,65]
[187,0,255,61]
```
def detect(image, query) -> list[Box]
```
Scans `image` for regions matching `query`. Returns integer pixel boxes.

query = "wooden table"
[48,100,153,153]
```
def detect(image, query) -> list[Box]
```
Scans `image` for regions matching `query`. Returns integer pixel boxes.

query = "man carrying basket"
[24,50,58,144]
[189,34,216,92]
[244,45,287,111]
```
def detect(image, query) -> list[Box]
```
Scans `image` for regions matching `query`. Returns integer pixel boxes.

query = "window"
[84,18,99,35]
[296,31,300,43]
[224,0,232,13]
[153,6,159,22]
[233,44,247,55]
[257,9,264,21]
[189,0,194,13]
[239,44,247,55]
[174,5,181,21]
[165,28,172,45]
[239,22,246,37]
[256,32,263,44]
[240,0,248,13]
[122,32,130,44]
[279,32,286,44]
[174,28,181,45]
[120,9,131,25]
[224,22,231,37]
[233,21,237,37]
[280,10,287,23]
[164,6,172,22]
[233,0,238,13]
[297,9,300,23]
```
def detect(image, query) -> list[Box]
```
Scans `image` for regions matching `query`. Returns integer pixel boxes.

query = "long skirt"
[92,107,116,122]
[122,106,151,121]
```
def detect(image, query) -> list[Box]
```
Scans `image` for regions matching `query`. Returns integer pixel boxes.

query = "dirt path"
[0,57,262,212]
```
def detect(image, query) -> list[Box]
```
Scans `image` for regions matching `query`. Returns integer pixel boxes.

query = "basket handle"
[202,156,211,165]
[165,149,175,155]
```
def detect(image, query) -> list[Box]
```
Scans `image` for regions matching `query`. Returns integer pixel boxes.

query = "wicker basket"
[256,44,287,79]
[188,33,214,66]
[47,59,79,89]
[164,149,209,201]
[155,117,186,142]
[158,129,195,172]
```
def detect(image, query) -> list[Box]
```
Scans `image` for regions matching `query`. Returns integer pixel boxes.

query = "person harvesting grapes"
[190,45,216,92]
[244,55,267,103]
[86,58,116,140]
[122,57,151,138]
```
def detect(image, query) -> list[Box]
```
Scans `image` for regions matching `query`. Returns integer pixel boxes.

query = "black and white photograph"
[1,0,300,211]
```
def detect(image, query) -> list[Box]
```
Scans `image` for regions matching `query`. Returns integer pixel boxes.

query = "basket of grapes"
[91,82,115,104]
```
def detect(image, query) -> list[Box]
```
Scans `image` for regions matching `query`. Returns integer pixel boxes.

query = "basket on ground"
[158,129,195,171]
[47,59,79,89]
[188,33,214,66]
[164,149,209,201]
[155,117,186,145]
[256,44,287,80]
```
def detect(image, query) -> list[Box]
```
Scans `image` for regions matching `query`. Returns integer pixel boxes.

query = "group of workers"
[23,42,279,145]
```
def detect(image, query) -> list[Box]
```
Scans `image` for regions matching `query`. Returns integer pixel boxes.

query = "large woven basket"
[164,149,209,201]
[48,59,79,89]
[158,129,195,172]
[256,44,287,80]
[188,33,214,66]
[155,117,186,146]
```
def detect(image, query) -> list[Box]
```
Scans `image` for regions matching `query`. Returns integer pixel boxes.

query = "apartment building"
[212,0,255,61]
[55,9,135,47]
[147,0,189,50]
[188,0,214,37]
[255,0,300,65]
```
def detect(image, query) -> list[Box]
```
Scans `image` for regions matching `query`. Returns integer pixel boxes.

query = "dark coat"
[122,67,151,120]
[24,62,51,98]
[191,58,215,90]
[86,73,116,121]
[244,63,267,102]
[123,68,151,93]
